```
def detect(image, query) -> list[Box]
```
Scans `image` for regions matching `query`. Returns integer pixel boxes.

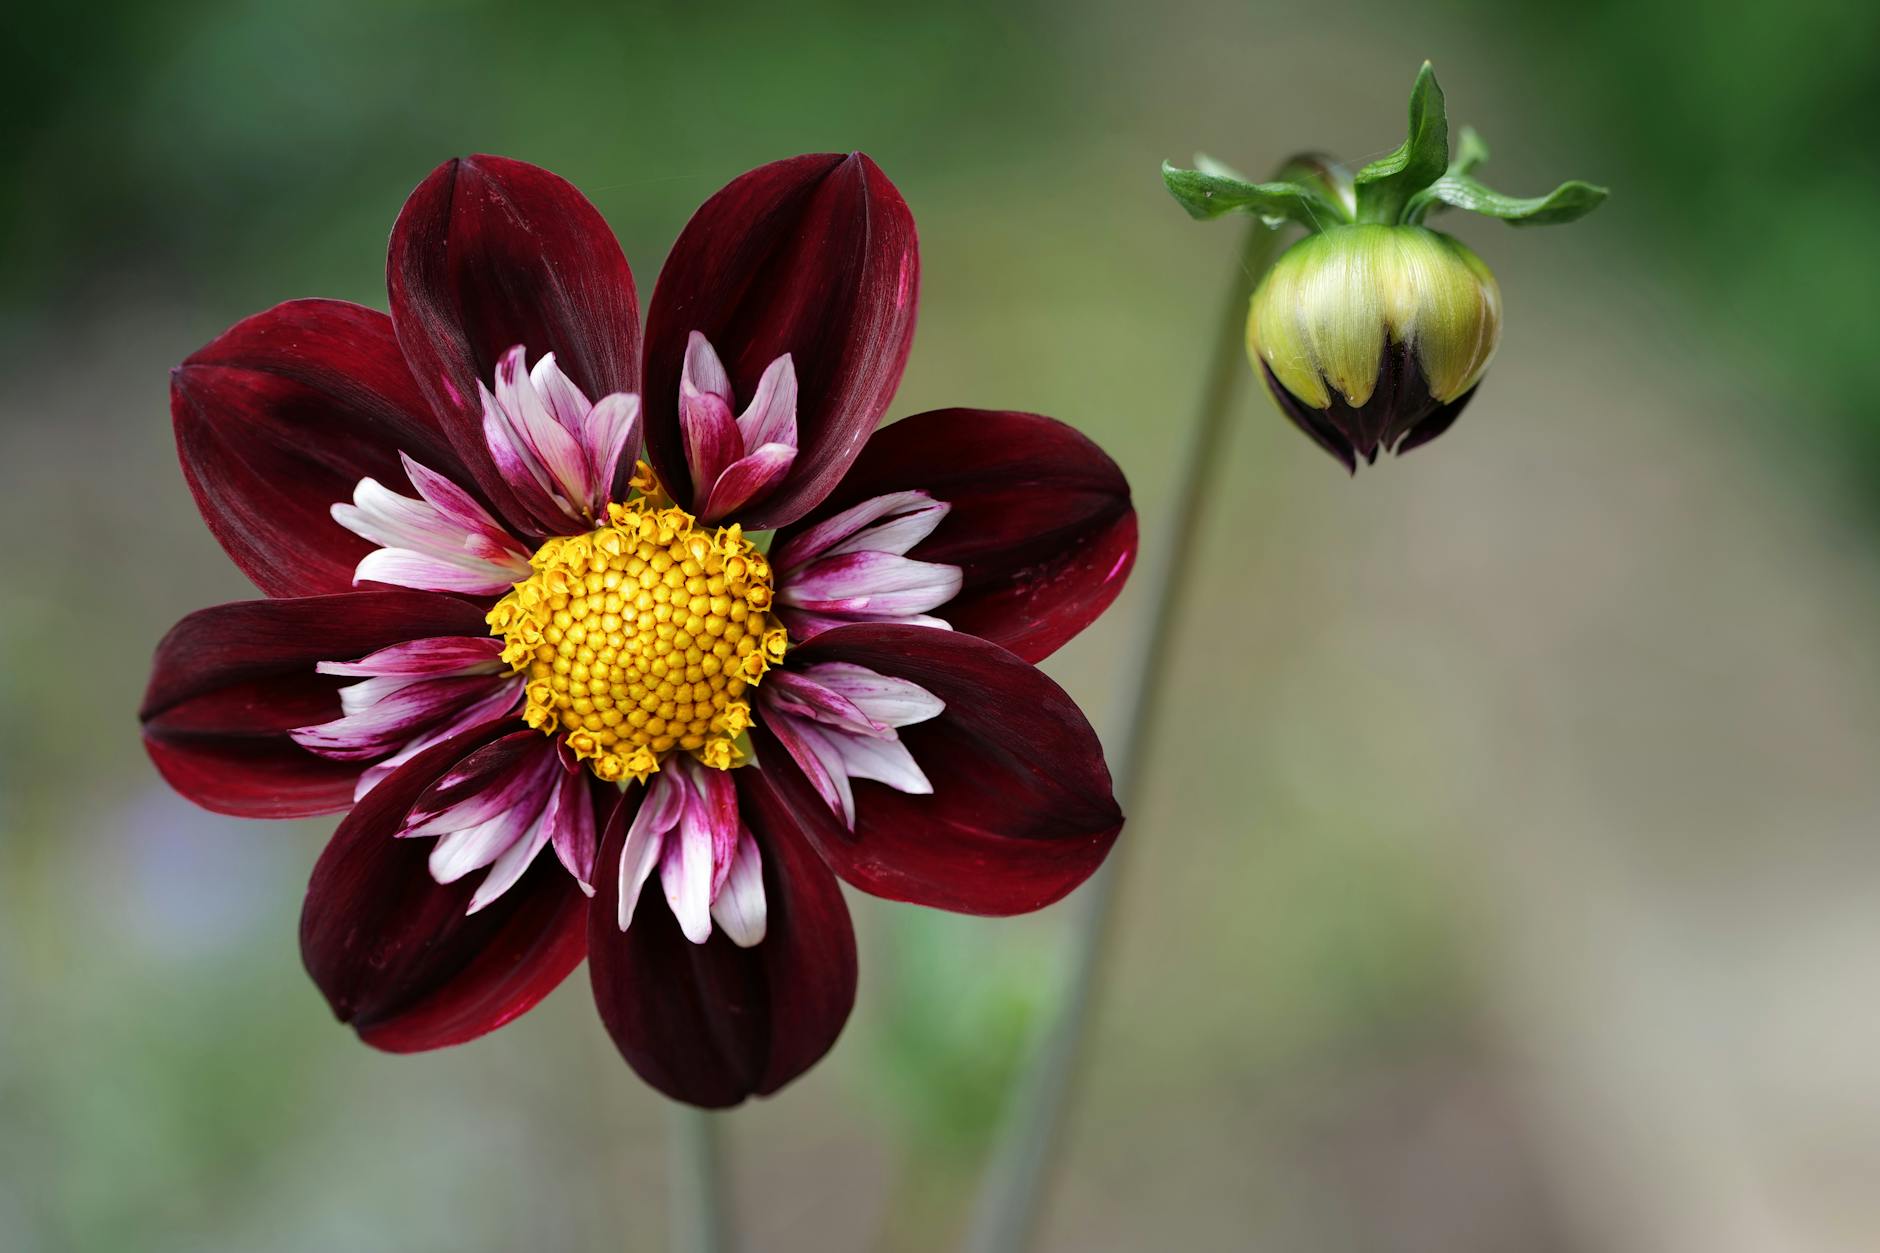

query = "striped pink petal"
[348,678,526,799]
[293,633,523,783]
[772,490,947,569]
[544,768,600,893]
[762,670,887,737]
[770,607,953,640]
[772,491,960,640]
[819,727,931,796]
[333,466,531,595]
[398,455,528,560]
[700,443,796,523]
[777,551,962,617]
[662,787,716,943]
[680,330,734,407]
[760,711,854,824]
[806,661,946,727]
[680,391,741,506]
[468,801,559,914]
[530,351,593,434]
[495,345,590,509]
[615,777,681,932]
[757,660,941,829]
[352,548,521,595]
[709,830,767,948]
[609,758,760,945]
[582,393,642,512]
[477,344,646,532]
[316,636,504,679]
[736,352,797,449]
[290,674,510,761]
[681,331,802,524]
[390,732,570,914]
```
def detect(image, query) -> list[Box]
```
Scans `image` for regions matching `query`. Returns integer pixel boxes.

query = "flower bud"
[1248,223,1501,471]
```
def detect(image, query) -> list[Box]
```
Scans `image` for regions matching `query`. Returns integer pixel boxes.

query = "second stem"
[964,217,1285,1253]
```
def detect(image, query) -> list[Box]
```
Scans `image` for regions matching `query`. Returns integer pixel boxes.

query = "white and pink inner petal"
[771,491,963,641]
[480,345,643,533]
[333,461,530,596]
[393,732,592,914]
[680,331,800,523]
[613,756,767,948]
[335,346,643,597]
[758,661,943,829]
[290,635,524,801]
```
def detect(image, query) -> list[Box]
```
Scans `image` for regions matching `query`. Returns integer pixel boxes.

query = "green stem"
[669,1104,729,1253]
[962,216,1286,1252]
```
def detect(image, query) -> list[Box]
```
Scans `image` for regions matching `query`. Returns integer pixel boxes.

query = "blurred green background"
[4,0,1879,1249]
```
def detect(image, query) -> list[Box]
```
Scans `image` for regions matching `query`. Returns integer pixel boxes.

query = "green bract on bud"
[1163,61,1607,470]
[1249,224,1500,470]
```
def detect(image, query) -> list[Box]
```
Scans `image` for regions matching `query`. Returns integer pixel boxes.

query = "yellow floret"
[487,495,784,783]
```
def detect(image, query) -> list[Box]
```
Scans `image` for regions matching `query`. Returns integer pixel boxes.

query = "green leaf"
[1407,172,1609,226]
[1162,160,1348,230]
[1354,61,1449,223]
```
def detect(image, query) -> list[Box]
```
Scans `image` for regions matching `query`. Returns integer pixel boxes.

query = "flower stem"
[963,216,1286,1252]
[668,1103,729,1253]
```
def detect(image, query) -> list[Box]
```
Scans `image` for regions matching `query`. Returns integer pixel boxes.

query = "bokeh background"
[5,0,1879,1248]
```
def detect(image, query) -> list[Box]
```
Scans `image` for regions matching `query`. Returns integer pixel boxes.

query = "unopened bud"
[1248,224,1500,471]
[1165,61,1605,472]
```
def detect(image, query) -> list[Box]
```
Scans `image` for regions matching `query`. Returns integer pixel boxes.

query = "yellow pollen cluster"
[486,495,788,783]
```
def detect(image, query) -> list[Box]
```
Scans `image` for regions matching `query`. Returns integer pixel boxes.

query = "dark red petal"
[642,153,918,530]
[781,409,1137,663]
[388,155,641,535]
[588,789,857,1107]
[749,624,1121,914]
[171,299,466,597]
[301,724,588,1051]
[140,591,488,818]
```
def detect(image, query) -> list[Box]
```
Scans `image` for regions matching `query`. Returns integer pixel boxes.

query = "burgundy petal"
[140,592,489,818]
[781,410,1136,663]
[171,299,466,597]
[301,725,589,1051]
[746,625,1121,914]
[641,153,918,530]
[588,789,857,1107]
[388,155,642,535]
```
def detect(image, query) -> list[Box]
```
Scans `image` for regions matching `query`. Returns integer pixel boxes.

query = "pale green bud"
[1247,224,1501,470]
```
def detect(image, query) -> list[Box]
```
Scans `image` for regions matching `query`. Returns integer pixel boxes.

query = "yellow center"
[486,480,787,783]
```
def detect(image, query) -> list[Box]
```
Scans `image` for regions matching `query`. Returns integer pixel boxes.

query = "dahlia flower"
[141,153,1136,1106]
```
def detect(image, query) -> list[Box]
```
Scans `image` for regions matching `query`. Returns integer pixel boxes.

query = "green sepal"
[1407,173,1607,226]
[1406,160,1609,226]
[1401,118,1607,226]
[1162,159,1349,231]
[1451,125,1489,177]
[743,527,776,554]
[1354,61,1448,223]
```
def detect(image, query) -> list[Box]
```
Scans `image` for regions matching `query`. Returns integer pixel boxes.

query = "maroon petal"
[747,625,1121,914]
[171,299,466,597]
[588,789,857,1107]
[781,410,1136,663]
[388,155,642,534]
[642,153,918,530]
[301,725,589,1051]
[140,592,488,818]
